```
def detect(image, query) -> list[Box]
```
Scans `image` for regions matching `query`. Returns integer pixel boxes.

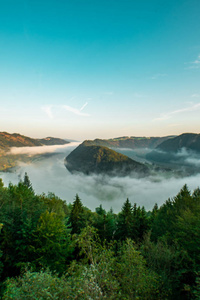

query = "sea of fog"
[1,142,200,213]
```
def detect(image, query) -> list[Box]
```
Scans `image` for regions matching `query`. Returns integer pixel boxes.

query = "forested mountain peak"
[81,135,175,149]
[156,133,200,153]
[0,131,69,150]
[65,141,149,176]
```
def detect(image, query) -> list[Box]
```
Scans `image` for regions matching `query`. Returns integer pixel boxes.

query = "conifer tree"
[69,194,84,234]
[23,172,33,191]
[116,198,133,240]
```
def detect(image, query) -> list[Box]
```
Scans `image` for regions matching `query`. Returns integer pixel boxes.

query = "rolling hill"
[155,133,200,153]
[0,132,69,150]
[82,136,175,150]
[65,141,149,176]
[0,132,69,171]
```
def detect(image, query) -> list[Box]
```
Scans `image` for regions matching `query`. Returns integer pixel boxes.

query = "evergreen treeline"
[0,173,200,299]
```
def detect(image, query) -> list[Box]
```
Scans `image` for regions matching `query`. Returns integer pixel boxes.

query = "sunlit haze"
[0,1,200,140]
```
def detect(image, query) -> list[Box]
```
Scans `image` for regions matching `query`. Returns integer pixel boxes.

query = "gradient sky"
[0,0,200,140]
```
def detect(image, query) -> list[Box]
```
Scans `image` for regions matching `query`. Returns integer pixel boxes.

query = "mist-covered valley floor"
[1,143,200,212]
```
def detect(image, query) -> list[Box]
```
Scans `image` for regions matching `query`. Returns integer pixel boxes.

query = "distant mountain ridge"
[0,132,69,150]
[156,133,200,153]
[146,133,200,168]
[65,141,149,176]
[0,132,70,171]
[82,135,175,150]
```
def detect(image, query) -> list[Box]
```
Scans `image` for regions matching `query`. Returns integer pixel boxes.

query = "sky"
[0,0,200,140]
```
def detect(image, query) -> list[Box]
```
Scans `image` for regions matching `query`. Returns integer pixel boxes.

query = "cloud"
[193,54,200,64]
[63,104,90,116]
[42,105,53,119]
[42,103,90,118]
[2,145,200,212]
[154,102,200,121]
[185,54,200,69]
[175,148,200,167]
[7,142,80,156]
[2,154,200,212]
[80,102,88,111]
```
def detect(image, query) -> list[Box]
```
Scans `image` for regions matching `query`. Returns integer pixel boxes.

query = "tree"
[31,210,73,274]
[117,239,161,299]
[116,198,133,240]
[69,194,84,234]
[22,172,33,191]
[3,269,70,300]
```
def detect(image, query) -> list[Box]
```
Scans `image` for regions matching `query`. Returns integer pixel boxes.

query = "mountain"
[36,137,69,146]
[81,136,175,150]
[146,133,200,172]
[0,132,70,171]
[0,132,42,149]
[155,133,200,153]
[65,141,149,176]
[0,132,69,150]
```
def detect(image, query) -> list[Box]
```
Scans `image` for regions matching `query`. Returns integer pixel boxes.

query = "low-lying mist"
[1,143,200,212]
[7,142,81,156]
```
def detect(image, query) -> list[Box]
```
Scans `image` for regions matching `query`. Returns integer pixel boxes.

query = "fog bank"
[7,142,80,156]
[1,149,200,212]
[1,144,200,212]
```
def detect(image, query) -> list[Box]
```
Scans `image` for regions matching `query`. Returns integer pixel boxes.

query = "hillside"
[0,132,69,150]
[0,132,42,149]
[82,135,174,150]
[36,137,69,146]
[156,133,200,153]
[146,133,200,174]
[65,141,149,176]
[0,132,69,171]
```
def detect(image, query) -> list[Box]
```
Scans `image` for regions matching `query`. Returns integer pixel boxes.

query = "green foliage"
[150,184,200,299]
[22,172,33,191]
[116,199,150,242]
[117,239,161,299]
[66,142,149,176]
[3,269,70,300]
[75,225,101,264]
[141,232,190,299]
[94,205,117,241]
[69,194,85,234]
[0,180,44,278]
[1,178,200,299]
[31,211,74,274]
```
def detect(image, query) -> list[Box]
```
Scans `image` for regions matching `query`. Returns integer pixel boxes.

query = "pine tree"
[69,194,84,234]
[23,172,33,191]
[116,198,133,240]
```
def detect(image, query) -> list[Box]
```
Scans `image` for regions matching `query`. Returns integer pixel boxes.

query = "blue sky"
[0,0,200,140]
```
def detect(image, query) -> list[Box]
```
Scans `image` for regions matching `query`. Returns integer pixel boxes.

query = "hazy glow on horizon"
[0,1,200,139]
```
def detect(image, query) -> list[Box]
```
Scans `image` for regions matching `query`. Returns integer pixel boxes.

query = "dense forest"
[0,173,200,299]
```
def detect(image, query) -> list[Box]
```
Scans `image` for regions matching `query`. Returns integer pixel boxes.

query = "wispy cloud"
[80,102,88,111]
[191,94,200,98]
[42,102,90,118]
[193,54,200,64]
[154,102,200,121]
[63,103,90,116]
[42,105,53,119]
[7,142,80,156]
[185,54,200,69]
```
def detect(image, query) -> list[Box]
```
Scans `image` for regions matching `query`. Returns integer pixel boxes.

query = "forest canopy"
[0,174,200,299]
